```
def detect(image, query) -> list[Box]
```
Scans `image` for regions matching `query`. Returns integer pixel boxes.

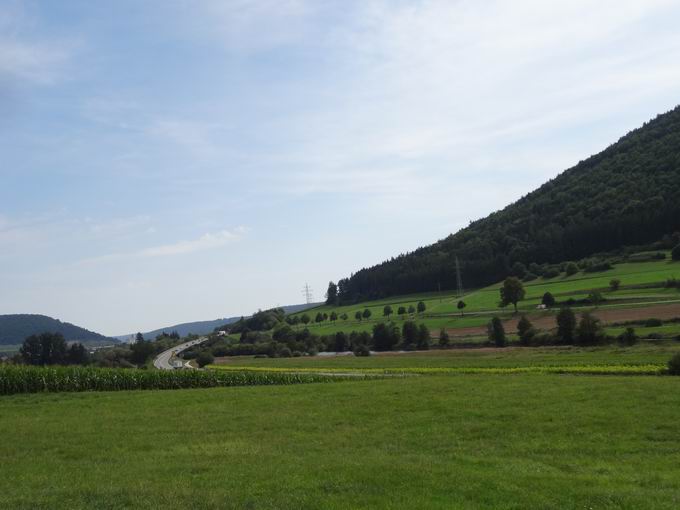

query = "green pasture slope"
[290,257,680,336]
[1,373,680,509]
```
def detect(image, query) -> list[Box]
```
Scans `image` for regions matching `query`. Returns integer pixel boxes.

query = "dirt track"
[447,302,680,337]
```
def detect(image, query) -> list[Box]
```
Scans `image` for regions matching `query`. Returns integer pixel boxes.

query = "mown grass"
[1,375,680,509]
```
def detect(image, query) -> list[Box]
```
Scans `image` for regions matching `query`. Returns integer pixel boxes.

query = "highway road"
[153,337,207,370]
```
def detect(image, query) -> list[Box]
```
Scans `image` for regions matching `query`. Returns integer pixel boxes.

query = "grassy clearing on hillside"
[214,343,680,370]
[287,258,680,337]
[1,375,680,509]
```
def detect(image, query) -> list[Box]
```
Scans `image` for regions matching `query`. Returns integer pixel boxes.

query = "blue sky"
[1,0,680,335]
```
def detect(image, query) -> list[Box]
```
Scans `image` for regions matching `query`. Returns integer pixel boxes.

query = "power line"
[302,283,314,304]
[455,256,464,298]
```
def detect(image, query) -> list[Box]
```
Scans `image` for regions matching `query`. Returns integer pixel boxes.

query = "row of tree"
[487,308,638,347]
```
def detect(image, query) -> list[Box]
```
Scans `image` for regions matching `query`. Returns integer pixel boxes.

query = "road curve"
[153,337,208,370]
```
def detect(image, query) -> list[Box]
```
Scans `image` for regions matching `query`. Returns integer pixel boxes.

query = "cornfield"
[0,365,363,396]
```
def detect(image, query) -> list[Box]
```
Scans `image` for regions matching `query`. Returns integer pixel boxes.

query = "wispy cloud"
[0,3,75,84]
[78,227,249,265]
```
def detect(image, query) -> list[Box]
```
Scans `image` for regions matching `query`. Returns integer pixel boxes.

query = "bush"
[644,318,663,327]
[587,291,605,304]
[565,262,579,276]
[584,260,614,273]
[618,327,638,346]
[609,279,621,291]
[672,244,680,261]
[542,268,560,279]
[668,353,680,375]
[487,317,506,347]
[196,352,215,368]
[353,345,371,357]
[522,272,538,282]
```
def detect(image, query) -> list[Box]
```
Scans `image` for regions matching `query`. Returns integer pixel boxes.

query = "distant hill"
[118,303,322,341]
[0,314,118,346]
[335,105,680,303]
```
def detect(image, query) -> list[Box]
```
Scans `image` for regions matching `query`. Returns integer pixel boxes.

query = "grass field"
[288,258,680,337]
[1,374,680,509]
[214,343,680,370]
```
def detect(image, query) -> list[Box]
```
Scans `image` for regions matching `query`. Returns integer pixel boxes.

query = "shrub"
[542,292,556,308]
[609,279,621,291]
[353,345,371,357]
[618,328,638,346]
[584,260,614,273]
[644,318,663,327]
[542,267,560,279]
[565,262,579,276]
[522,272,538,282]
[516,315,535,346]
[196,352,215,368]
[672,244,680,261]
[668,353,680,375]
[438,328,450,347]
[487,317,506,347]
[576,312,605,345]
[587,291,605,304]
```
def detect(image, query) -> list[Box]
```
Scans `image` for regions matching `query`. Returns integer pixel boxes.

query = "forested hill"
[336,105,680,303]
[0,315,116,345]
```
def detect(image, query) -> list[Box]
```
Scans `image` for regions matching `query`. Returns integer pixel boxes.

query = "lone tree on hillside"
[397,306,406,318]
[330,311,338,322]
[457,300,466,316]
[439,328,450,347]
[417,301,426,315]
[315,312,324,323]
[487,317,506,347]
[576,312,604,346]
[408,305,416,316]
[672,244,680,261]
[301,314,311,325]
[556,307,576,344]
[362,308,372,319]
[325,281,338,305]
[402,320,418,348]
[354,311,362,321]
[609,278,621,291]
[516,315,535,346]
[542,292,556,308]
[340,313,348,321]
[500,277,525,313]
[383,305,393,319]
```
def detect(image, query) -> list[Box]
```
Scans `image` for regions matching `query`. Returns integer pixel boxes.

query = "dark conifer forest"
[335,106,680,304]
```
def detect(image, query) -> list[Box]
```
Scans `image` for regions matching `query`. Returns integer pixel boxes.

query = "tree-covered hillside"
[0,315,115,346]
[336,106,680,303]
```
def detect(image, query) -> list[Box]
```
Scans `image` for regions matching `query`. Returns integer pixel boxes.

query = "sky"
[1,0,680,336]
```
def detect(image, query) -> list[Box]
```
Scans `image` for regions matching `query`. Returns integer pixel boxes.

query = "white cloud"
[139,228,245,257]
[77,227,248,265]
[0,3,75,84]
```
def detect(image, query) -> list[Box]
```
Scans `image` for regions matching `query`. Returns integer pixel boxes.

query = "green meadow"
[1,373,679,509]
[289,258,680,337]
